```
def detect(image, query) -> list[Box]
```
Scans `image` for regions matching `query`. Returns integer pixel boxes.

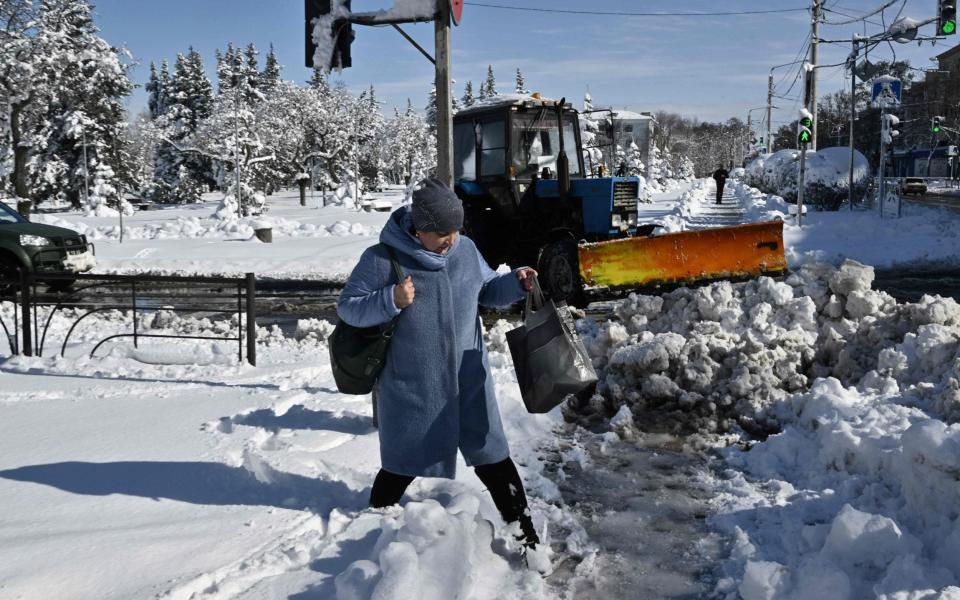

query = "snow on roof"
[610,109,653,121]
[456,93,570,116]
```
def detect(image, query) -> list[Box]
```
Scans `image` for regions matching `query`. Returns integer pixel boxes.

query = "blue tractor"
[453,95,643,305]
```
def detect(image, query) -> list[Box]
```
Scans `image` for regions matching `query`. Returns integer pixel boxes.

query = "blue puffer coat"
[337,206,526,478]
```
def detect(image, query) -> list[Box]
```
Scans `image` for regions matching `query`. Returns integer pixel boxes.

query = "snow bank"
[34,213,378,242]
[744,148,869,210]
[572,259,960,596]
[579,259,960,434]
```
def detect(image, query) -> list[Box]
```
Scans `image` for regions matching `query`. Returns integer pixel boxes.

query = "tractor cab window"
[454,122,476,181]
[478,120,506,177]
[512,111,582,180]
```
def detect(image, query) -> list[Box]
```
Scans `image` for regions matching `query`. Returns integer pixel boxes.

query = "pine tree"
[216,43,238,93]
[461,80,475,108]
[158,60,171,113]
[515,68,527,94]
[260,43,282,94]
[478,80,488,101]
[308,64,327,90]
[484,65,497,97]
[146,62,162,118]
[242,43,261,103]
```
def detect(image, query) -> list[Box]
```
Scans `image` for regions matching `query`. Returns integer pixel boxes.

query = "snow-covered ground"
[6,178,960,599]
[0,310,575,599]
[32,188,399,281]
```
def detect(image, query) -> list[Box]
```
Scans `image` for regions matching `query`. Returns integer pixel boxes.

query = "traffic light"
[305,0,353,70]
[933,116,943,134]
[940,0,957,35]
[798,115,813,146]
[881,113,901,145]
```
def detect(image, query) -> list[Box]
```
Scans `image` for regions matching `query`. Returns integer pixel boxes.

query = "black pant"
[369,458,540,546]
[715,181,725,204]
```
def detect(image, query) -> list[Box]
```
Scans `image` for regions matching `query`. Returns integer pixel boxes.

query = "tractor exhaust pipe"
[555,98,571,198]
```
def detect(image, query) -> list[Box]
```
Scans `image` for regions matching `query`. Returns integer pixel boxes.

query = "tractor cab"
[453,95,642,302]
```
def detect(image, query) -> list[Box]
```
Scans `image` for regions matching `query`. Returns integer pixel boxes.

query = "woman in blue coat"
[337,177,540,548]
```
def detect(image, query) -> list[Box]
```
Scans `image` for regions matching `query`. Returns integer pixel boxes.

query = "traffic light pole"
[809,0,822,151]
[878,107,887,217]
[797,146,807,227]
[434,1,453,187]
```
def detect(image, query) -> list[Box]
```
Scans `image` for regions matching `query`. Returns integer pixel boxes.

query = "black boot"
[474,458,540,548]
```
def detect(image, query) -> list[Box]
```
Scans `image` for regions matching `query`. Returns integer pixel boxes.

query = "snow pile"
[572,258,960,596]
[334,495,544,600]
[712,377,960,598]
[744,148,869,210]
[578,259,960,435]
[34,212,378,242]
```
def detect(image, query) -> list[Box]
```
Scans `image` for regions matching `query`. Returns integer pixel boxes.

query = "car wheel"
[0,255,25,297]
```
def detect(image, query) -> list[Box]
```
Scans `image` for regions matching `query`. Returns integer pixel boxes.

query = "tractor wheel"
[537,240,587,308]
[0,255,25,297]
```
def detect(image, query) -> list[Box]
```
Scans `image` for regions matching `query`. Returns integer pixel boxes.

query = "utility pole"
[848,35,858,211]
[809,0,822,150]
[434,1,453,187]
[767,74,774,153]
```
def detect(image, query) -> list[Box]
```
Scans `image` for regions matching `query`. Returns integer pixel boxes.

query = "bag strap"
[381,245,405,332]
[524,274,546,319]
[383,245,405,284]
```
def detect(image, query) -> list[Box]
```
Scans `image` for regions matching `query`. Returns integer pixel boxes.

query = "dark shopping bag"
[507,278,598,413]
[329,246,404,395]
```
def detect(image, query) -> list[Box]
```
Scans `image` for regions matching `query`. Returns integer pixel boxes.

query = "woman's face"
[416,230,459,255]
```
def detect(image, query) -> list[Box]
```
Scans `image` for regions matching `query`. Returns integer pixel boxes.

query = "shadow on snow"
[0,460,367,517]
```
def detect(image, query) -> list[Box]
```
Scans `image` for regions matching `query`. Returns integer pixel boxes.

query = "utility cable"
[819,0,898,25]
[462,3,810,17]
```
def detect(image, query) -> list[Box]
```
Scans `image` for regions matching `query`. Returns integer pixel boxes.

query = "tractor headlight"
[20,234,50,246]
[611,214,622,227]
[627,213,638,226]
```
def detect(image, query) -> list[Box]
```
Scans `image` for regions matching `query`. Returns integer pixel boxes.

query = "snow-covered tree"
[425,84,437,134]
[461,81,475,108]
[150,48,214,202]
[383,100,434,187]
[260,43,282,95]
[17,0,134,208]
[484,65,497,97]
[515,68,528,94]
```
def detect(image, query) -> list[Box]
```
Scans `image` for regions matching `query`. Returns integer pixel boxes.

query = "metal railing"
[0,272,258,365]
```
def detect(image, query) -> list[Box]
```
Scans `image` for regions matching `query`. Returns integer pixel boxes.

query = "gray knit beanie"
[411,177,463,233]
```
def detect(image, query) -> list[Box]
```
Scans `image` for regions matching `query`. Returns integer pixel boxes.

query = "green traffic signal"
[945,20,957,34]
[799,130,812,143]
[800,117,813,128]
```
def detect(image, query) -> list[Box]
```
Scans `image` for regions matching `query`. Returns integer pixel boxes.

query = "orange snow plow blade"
[578,221,788,289]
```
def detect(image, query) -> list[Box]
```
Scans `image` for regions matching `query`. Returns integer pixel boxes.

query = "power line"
[462,2,810,17]
[819,0,898,25]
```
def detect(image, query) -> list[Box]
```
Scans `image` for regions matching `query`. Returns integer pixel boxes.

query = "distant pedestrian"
[616,162,627,177]
[712,165,730,205]
[338,177,542,552]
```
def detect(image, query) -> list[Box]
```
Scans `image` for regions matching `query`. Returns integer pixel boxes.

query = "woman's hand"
[394,276,415,309]
[516,268,538,292]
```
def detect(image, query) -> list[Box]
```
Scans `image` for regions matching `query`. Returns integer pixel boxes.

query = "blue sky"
[92,0,952,130]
